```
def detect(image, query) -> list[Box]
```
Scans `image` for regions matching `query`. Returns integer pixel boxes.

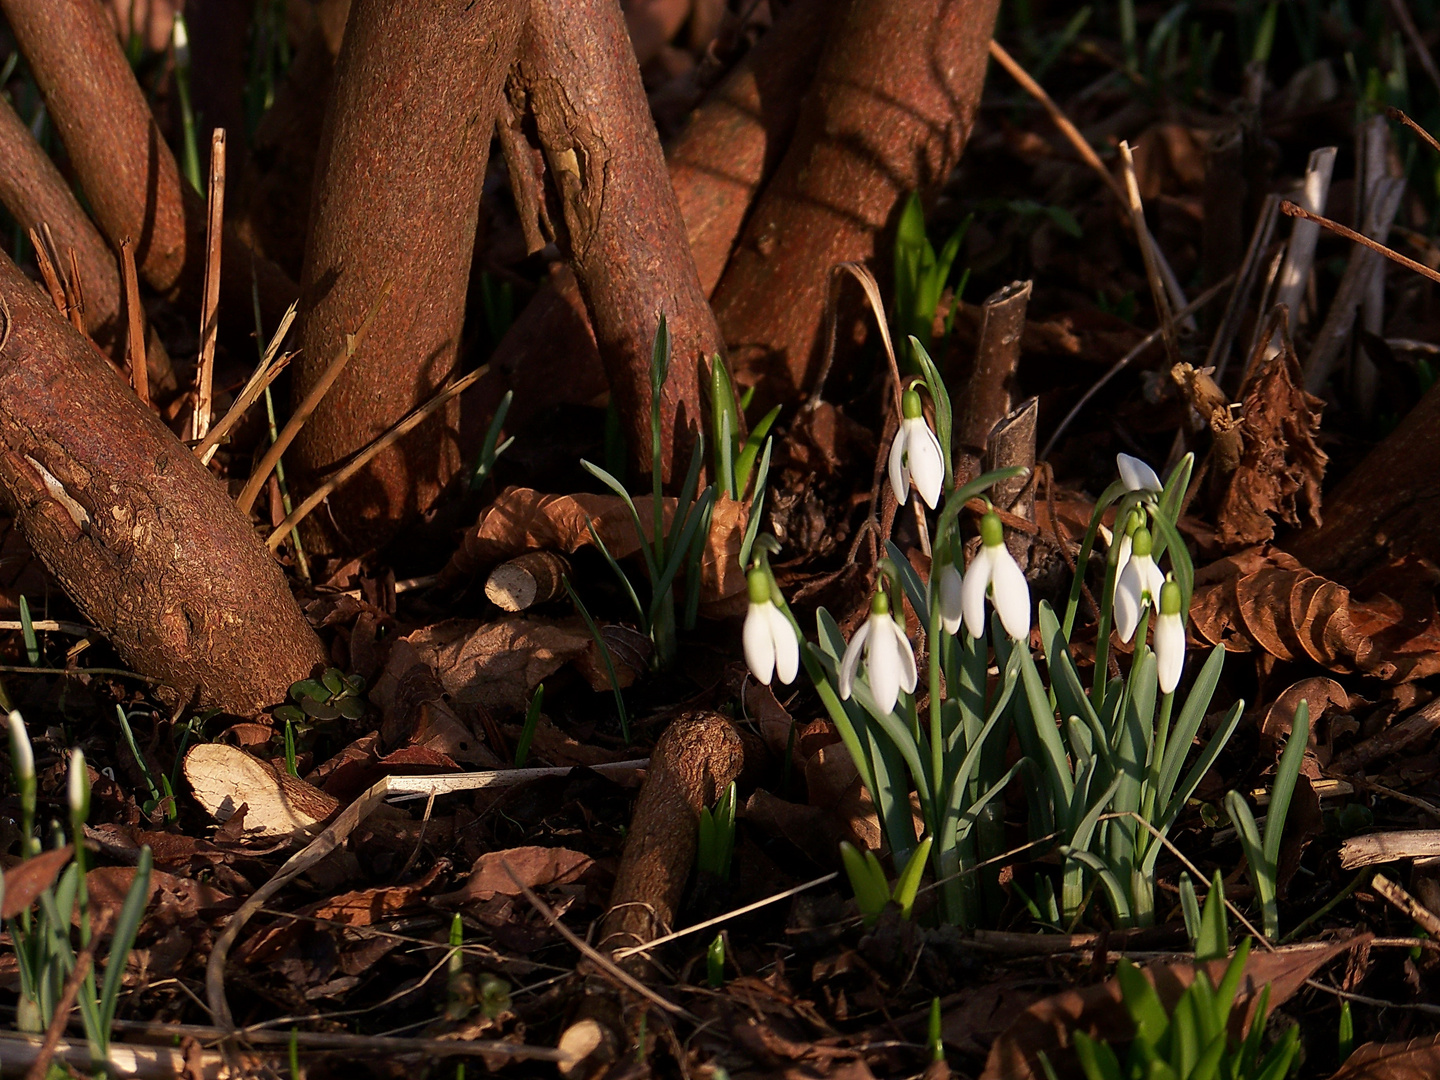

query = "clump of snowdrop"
[743,568,798,687]
[839,590,917,715]
[888,386,944,509]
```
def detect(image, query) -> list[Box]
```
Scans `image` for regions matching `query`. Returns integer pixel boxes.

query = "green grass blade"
[582,459,660,583]
[100,847,152,1030]
[1263,700,1310,868]
[735,405,781,495]
[737,437,772,571]
[563,577,629,742]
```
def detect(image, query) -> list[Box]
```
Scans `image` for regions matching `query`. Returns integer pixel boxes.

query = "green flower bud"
[901,387,924,420]
[747,568,770,605]
[1160,579,1182,616]
[979,510,1005,548]
[1131,526,1153,559]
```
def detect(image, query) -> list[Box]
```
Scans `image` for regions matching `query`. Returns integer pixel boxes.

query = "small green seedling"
[893,192,970,366]
[707,932,725,989]
[839,836,933,927]
[1225,700,1311,940]
[697,780,738,881]
[115,706,177,821]
[276,667,367,724]
[514,683,543,767]
[927,997,945,1063]
[18,594,39,665]
[470,388,515,491]
[1179,869,1230,961]
[1068,940,1300,1080]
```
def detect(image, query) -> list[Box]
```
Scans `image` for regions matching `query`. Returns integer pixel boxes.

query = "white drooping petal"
[68,748,87,815]
[1155,610,1186,693]
[1114,556,1144,643]
[866,616,903,714]
[960,546,993,638]
[838,619,871,700]
[1142,558,1167,605]
[988,543,1032,640]
[1117,453,1162,493]
[743,603,776,684]
[939,563,964,635]
[7,710,33,780]
[888,428,910,506]
[890,618,918,695]
[903,418,944,509]
[1110,532,1133,600]
[766,603,799,685]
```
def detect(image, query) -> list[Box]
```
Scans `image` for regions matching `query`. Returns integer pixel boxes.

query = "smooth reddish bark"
[0,96,176,394]
[711,0,1001,402]
[0,253,325,713]
[0,0,295,324]
[516,0,725,482]
[289,0,525,551]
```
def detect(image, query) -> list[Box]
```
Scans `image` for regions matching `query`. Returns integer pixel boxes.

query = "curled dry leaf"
[438,485,747,603]
[0,846,73,919]
[1330,1036,1440,1080]
[1191,546,1440,681]
[183,743,340,842]
[1259,677,1347,760]
[981,937,1362,1080]
[1213,321,1327,548]
[440,845,594,903]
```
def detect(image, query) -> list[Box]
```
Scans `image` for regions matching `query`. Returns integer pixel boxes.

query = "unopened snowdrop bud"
[7,710,33,785]
[960,511,1031,640]
[888,388,944,510]
[1110,509,1142,601]
[1114,526,1165,643]
[938,560,964,636]
[68,748,90,823]
[1117,452,1162,495]
[743,569,799,686]
[1155,580,1185,694]
[839,590,918,714]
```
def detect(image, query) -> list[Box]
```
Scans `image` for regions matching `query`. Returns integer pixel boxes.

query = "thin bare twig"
[266,357,485,550]
[1373,872,1440,938]
[119,237,149,405]
[237,279,394,516]
[1281,200,1440,287]
[191,129,226,443]
[1386,105,1440,157]
[29,226,68,320]
[1385,0,1440,100]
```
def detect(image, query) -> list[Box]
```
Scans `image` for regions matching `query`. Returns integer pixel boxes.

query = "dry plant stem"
[238,281,393,517]
[1,1035,234,1080]
[1205,195,1281,387]
[955,279,1031,479]
[0,251,325,713]
[1281,202,1440,289]
[267,360,491,551]
[496,102,550,257]
[23,948,93,1080]
[1118,141,1179,370]
[293,0,522,552]
[517,0,722,484]
[191,130,227,443]
[597,712,744,968]
[1273,147,1338,321]
[0,96,175,392]
[1041,275,1234,460]
[1303,177,1405,393]
[28,230,68,322]
[1386,106,1440,157]
[713,0,999,402]
[1385,0,1440,98]
[1341,833,1440,870]
[120,239,149,405]
[195,305,298,465]
[985,397,1038,568]
[0,0,295,324]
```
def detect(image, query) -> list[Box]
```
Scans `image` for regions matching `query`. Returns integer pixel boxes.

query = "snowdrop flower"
[960,510,1031,640]
[839,590,917,714]
[888,388,944,510]
[1109,509,1142,602]
[1155,579,1185,694]
[1117,452,1162,495]
[743,569,798,686]
[1114,526,1166,643]
[7,710,33,784]
[938,559,964,636]
[68,748,89,821]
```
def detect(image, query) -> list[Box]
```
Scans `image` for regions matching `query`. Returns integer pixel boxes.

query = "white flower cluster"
[1113,453,1184,693]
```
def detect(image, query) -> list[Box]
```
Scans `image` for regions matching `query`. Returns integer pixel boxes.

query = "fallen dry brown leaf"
[980,937,1361,1080]
[1191,546,1440,681]
[1214,318,1327,548]
[1330,1036,1440,1079]
[443,845,594,902]
[0,846,73,919]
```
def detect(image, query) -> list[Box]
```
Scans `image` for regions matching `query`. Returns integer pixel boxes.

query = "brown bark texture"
[597,711,743,964]
[0,97,176,394]
[516,0,725,482]
[712,0,1001,402]
[0,0,295,324]
[291,0,524,552]
[956,279,1032,475]
[1286,383,1440,583]
[0,254,326,713]
[473,0,830,439]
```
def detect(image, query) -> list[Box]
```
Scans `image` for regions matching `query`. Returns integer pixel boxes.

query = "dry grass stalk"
[119,237,148,405]
[1386,105,1440,157]
[28,226,68,320]
[236,279,393,516]
[190,128,226,443]
[266,356,487,550]
[1281,201,1440,288]
[1273,146,1337,322]
[194,303,297,465]
[1118,141,1179,369]
[1205,194,1282,387]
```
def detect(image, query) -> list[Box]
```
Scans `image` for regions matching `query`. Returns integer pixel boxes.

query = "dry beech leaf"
[981,937,1361,1080]
[1,846,73,919]
[1331,1037,1440,1080]
[183,743,340,842]
[441,845,593,902]
[1215,325,1327,548]
[1190,546,1440,682]
[1259,678,1347,759]
[441,485,746,603]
